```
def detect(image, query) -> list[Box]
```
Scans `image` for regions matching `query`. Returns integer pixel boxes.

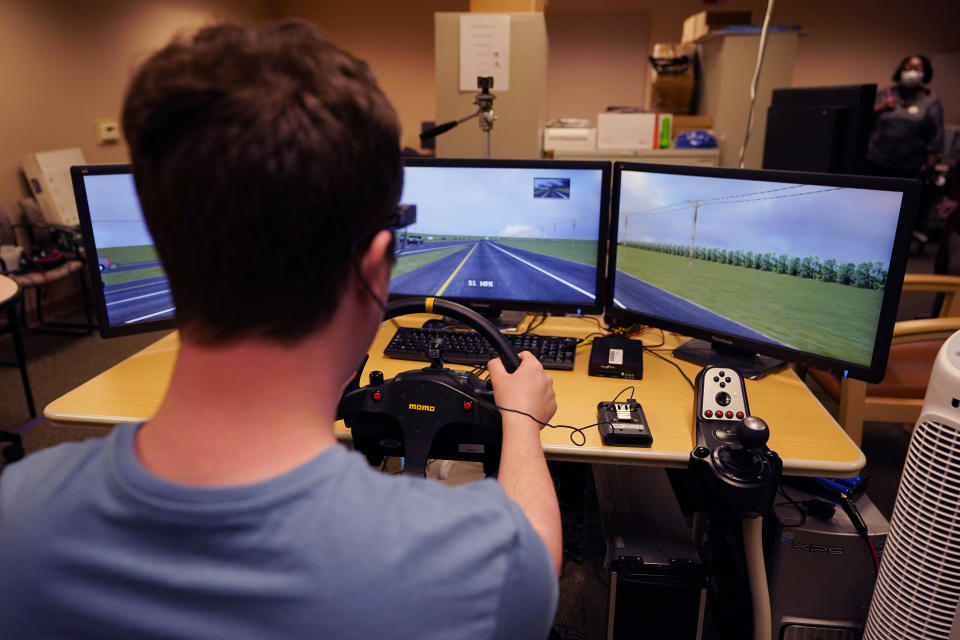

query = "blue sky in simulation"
[400,166,604,240]
[84,173,155,248]
[617,170,905,266]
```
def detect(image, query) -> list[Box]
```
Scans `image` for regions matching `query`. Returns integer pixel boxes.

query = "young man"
[0,21,561,638]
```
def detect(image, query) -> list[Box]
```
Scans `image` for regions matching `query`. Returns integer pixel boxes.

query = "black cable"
[523,313,547,334]
[785,481,880,573]
[496,404,597,446]
[495,386,635,447]
[643,347,696,390]
[506,414,594,446]
[578,315,609,333]
[612,386,636,402]
[775,485,808,528]
[644,327,667,349]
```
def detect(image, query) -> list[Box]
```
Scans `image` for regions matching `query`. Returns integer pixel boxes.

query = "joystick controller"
[689,366,781,516]
[737,415,769,449]
[688,367,782,640]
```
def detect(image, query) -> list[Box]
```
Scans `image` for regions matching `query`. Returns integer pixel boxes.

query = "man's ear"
[356,229,394,301]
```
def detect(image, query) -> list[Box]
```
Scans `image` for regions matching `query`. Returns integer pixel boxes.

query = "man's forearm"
[498,414,563,576]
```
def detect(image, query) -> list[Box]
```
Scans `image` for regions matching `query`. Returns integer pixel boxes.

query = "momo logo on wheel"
[408,403,436,412]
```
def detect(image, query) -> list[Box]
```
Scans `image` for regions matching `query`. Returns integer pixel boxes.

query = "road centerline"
[434,243,478,296]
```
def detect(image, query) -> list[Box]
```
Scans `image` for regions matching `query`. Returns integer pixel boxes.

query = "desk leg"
[7,301,36,417]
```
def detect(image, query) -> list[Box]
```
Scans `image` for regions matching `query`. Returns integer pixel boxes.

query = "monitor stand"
[422,309,528,332]
[672,338,786,380]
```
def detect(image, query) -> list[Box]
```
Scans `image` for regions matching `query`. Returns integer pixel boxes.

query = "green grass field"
[101,267,167,285]
[98,245,158,263]
[392,245,470,278]
[98,245,163,286]
[617,247,884,365]
[495,239,597,266]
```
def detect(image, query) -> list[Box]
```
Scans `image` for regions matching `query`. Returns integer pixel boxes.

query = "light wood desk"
[45,314,865,477]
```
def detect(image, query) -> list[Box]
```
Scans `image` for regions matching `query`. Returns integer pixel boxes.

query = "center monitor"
[606,162,919,382]
[391,158,611,319]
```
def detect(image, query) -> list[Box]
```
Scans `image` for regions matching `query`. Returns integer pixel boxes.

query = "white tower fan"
[864,330,960,640]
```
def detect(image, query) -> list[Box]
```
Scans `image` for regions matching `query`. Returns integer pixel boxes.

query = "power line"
[622,186,845,220]
[626,183,808,215]
[706,186,844,206]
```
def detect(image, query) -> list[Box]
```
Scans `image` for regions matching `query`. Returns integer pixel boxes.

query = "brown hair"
[122,20,402,344]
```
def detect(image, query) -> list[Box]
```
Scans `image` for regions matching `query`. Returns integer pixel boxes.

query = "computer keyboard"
[383,326,579,371]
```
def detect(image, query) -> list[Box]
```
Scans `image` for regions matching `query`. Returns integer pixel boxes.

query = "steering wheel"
[336,297,521,476]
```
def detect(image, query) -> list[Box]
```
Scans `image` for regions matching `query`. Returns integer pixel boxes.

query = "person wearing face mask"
[866,55,944,243]
[867,54,944,177]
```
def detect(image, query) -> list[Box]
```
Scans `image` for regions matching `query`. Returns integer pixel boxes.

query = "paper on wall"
[459,14,510,92]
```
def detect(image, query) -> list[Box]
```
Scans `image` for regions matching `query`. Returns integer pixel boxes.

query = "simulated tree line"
[624,241,888,290]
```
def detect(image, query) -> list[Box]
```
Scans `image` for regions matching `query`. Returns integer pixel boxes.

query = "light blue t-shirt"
[0,424,557,639]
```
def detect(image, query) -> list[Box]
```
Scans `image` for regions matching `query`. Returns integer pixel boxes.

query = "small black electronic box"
[589,334,644,379]
[598,399,652,446]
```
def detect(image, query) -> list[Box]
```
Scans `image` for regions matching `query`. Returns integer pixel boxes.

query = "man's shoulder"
[1,433,111,502]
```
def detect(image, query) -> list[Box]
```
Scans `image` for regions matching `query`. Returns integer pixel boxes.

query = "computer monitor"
[606,162,919,382]
[763,84,877,175]
[391,158,611,320]
[71,164,175,338]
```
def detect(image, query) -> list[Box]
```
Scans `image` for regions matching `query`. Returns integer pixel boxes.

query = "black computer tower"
[594,465,708,640]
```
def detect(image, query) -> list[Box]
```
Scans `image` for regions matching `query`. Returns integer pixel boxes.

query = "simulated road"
[100,259,162,273]
[612,271,791,348]
[395,240,474,257]
[533,186,570,199]
[102,275,175,325]
[390,240,597,304]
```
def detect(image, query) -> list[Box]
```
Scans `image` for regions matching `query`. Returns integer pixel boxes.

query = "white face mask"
[900,69,924,87]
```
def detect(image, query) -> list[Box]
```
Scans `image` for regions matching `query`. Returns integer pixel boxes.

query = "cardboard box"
[648,43,696,114]
[597,113,657,150]
[469,0,544,11]
[543,127,597,153]
[681,10,752,43]
[673,115,713,137]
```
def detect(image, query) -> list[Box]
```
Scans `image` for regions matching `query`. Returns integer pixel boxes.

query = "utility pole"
[687,200,704,266]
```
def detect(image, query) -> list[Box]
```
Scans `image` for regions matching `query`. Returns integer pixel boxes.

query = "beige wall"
[2,0,958,216]
[276,1,469,153]
[0,0,271,219]
[545,12,650,123]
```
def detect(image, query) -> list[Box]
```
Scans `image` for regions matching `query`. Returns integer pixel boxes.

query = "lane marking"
[434,243,478,296]
[124,307,176,324]
[105,279,169,294]
[613,298,625,309]
[486,242,593,300]
[106,290,171,306]
[397,242,473,256]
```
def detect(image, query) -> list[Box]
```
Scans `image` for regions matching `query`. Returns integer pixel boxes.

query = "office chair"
[807,273,960,445]
[0,203,93,335]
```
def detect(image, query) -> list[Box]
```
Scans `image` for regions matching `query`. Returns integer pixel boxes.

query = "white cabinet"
[695,32,798,168]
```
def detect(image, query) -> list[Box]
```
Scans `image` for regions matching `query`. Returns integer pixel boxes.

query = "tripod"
[420,76,497,158]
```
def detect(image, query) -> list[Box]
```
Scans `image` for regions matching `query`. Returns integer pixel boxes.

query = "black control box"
[589,334,644,379]
[598,399,652,446]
